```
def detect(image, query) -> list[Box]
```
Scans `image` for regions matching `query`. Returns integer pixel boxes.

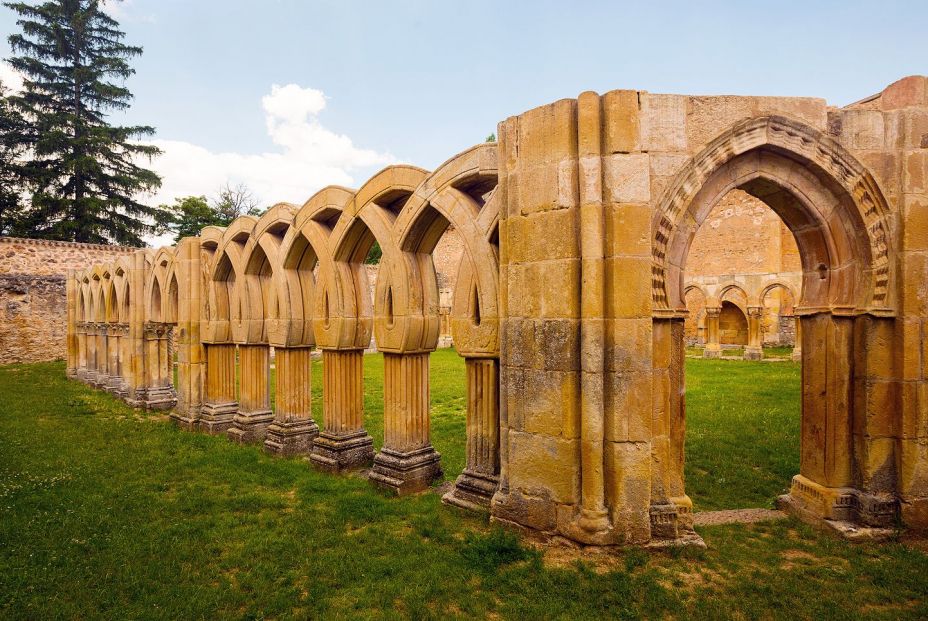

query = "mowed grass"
[2,356,927,619]
[684,358,801,511]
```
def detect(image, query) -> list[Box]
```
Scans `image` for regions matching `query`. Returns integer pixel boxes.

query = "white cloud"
[142,83,394,245]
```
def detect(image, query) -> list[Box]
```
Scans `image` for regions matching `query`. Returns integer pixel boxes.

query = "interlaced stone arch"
[652,116,895,317]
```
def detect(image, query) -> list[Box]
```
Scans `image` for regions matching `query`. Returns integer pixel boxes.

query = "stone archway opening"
[654,120,897,531]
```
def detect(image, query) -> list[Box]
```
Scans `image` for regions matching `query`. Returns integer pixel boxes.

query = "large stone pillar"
[199,343,238,434]
[94,326,108,388]
[265,346,319,455]
[76,324,88,381]
[370,352,442,495]
[66,274,78,379]
[443,357,500,509]
[744,306,763,360]
[171,237,206,430]
[310,349,374,472]
[703,306,722,358]
[228,344,273,443]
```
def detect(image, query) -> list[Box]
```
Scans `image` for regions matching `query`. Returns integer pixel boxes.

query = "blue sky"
[1,0,926,226]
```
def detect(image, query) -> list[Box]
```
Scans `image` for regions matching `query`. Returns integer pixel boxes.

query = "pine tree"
[0,79,27,236]
[5,0,165,246]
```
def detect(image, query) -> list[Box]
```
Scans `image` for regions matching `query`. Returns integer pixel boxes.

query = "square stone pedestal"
[169,411,200,431]
[138,386,177,410]
[309,430,374,472]
[442,469,499,511]
[227,410,274,444]
[743,347,763,361]
[198,401,237,434]
[264,419,320,456]
[370,446,442,495]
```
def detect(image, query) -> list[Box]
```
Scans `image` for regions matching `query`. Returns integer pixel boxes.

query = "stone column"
[703,306,722,358]
[83,323,98,385]
[139,323,176,409]
[228,344,273,443]
[370,352,442,495]
[95,326,108,387]
[744,306,763,360]
[76,324,88,381]
[104,327,122,393]
[199,343,238,433]
[310,349,374,472]
[171,238,206,430]
[265,346,319,455]
[443,357,500,510]
[791,316,802,361]
[66,274,78,379]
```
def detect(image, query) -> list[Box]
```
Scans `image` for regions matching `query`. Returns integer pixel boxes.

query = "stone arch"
[393,143,500,356]
[718,300,748,345]
[207,216,257,344]
[652,116,895,317]
[330,165,430,353]
[651,115,900,528]
[717,283,749,311]
[146,247,177,325]
[759,280,798,309]
[103,268,118,323]
[282,186,355,349]
[241,204,298,346]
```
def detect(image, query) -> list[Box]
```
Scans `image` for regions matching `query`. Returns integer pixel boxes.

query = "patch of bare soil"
[693,508,787,526]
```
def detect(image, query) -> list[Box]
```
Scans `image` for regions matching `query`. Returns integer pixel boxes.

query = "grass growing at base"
[684,358,801,511]
[2,357,927,619]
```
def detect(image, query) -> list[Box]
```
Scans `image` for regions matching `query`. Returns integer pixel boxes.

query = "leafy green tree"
[486,133,496,142]
[0,79,27,236]
[5,0,165,246]
[156,183,265,243]
[155,196,217,243]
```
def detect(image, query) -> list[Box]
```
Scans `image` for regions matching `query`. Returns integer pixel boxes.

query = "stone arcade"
[68,76,928,547]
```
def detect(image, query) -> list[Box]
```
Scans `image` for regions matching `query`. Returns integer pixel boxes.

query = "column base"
[703,348,722,359]
[66,368,78,379]
[777,474,900,540]
[169,411,200,431]
[138,386,177,410]
[442,469,499,512]
[103,376,123,394]
[227,410,274,444]
[791,348,802,362]
[743,347,763,361]
[264,419,320,457]
[198,401,238,435]
[369,445,442,495]
[309,430,374,472]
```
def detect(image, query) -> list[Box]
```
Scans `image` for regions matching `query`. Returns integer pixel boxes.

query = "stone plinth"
[200,343,237,434]
[227,344,273,444]
[370,352,442,495]
[265,347,319,456]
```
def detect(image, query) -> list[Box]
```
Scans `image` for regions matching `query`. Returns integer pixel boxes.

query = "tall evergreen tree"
[0,79,27,236]
[5,0,165,246]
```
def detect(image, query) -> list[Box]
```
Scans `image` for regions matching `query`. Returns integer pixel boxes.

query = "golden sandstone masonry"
[67,76,928,547]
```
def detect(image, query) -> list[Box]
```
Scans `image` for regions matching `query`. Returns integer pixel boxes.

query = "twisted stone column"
[703,306,722,358]
[443,357,500,510]
[744,306,763,360]
[228,344,273,443]
[310,349,373,472]
[265,346,319,456]
[200,343,238,434]
[370,352,442,495]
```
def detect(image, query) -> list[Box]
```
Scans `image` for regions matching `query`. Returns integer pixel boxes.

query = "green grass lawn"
[2,356,927,619]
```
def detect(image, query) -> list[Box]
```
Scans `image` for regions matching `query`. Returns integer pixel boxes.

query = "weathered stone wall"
[0,237,135,364]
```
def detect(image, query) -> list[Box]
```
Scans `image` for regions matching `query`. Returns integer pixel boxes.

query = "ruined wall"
[0,237,135,364]
[684,190,802,345]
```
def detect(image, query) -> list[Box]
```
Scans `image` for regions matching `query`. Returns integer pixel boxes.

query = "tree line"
[0,0,261,247]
